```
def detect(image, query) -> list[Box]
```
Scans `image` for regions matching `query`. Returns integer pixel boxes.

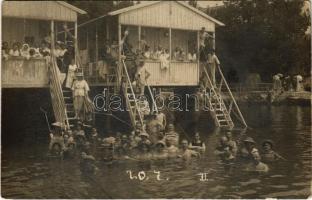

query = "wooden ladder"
[48,55,71,130]
[121,59,144,128]
[203,65,247,129]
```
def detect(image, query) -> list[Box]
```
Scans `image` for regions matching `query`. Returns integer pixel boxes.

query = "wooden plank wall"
[2,58,49,88]
[119,1,215,32]
[2,1,77,22]
[145,61,198,86]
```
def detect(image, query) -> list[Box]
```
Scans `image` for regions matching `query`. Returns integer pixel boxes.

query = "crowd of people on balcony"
[2,39,73,62]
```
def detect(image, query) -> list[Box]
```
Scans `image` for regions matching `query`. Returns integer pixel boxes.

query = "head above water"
[194,132,200,140]
[262,140,274,150]
[220,136,228,146]
[168,124,175,131]
[226,132,232,139]
[181,139,189,149]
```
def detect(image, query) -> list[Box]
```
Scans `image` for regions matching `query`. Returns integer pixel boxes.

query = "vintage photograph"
[1,0,311,199]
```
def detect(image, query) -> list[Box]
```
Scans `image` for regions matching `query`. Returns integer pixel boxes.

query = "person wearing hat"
[261,140,285,162]
[134,60,150,96]
[138,131,151,147]
[239,137,259,161]
[71,72,90,120]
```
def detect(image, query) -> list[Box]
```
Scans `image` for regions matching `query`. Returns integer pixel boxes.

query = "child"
[9,43,21,57]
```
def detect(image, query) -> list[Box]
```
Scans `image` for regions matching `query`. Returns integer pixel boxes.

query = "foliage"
[211,0,310,82]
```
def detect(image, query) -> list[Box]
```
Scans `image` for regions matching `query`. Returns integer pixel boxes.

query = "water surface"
[1,105,311,198]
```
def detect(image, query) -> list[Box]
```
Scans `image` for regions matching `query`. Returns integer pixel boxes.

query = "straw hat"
[139,131,149,138]
[243,137,256,144]
[262,139,274,148]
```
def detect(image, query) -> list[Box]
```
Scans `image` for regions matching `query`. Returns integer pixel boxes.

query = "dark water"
[1,104,311,199]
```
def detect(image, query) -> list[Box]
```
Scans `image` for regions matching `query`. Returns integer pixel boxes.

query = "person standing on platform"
[72,72,90,120]
[65,58,77,88]
[207,49,220,87]
[135,60,151,96]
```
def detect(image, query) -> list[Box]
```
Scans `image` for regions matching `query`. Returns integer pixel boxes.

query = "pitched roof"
[56,1,87,15]
[108,1,224,26]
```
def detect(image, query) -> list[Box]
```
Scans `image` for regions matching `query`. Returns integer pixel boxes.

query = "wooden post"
[74,21,78,64]
[95,23,99,83]
[212,32,215,50]
[64,22,67,44]
[51,21,55,51]
[169,28,172,61]
[197,30,200,83]
[55,22,58,42]
[106,18,110,40]
[118,22,122,88]
[138,26,141,50]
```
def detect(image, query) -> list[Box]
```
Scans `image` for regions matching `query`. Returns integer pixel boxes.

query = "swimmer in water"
[152,140,168,160]
[214,136,235,162]
[225,132,237,157]
[164,138,179,158]
[189,132,206,154]
[261,140,285,162]
[178,139,200,162]
[239,137,259,161]
[247,151,269,172]
[164,124,179,147]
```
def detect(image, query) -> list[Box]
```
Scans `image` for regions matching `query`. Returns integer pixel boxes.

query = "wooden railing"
[2,57,49,88]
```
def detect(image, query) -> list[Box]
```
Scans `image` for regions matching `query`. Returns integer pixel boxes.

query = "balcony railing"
[2,57,49,88]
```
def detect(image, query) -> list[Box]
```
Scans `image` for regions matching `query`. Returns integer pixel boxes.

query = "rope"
[93,112,132,128]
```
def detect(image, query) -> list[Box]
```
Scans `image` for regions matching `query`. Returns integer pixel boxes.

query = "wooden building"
[80,1,224,87]
[2,1,86,88]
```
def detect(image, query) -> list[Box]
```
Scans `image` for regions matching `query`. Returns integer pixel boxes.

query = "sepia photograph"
[1,0,311,199]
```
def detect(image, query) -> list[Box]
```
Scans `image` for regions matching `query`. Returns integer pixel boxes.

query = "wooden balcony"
[2,57,49,88]
[145,60,199,86]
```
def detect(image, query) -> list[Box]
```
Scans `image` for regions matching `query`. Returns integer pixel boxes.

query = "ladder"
[121,59,144,128]
[48,55,71,130]
[203,64,247,129]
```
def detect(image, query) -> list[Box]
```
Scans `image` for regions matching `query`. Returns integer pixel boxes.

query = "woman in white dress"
[65,59,77,88]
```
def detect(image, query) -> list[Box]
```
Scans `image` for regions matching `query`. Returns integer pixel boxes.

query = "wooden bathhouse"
[78,1,246,129]
[2,1,86,129]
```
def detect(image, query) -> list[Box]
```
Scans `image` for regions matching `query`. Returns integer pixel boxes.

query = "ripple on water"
[239,178,261,186]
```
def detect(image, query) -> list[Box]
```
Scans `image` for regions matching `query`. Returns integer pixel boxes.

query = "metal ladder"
[203,64,247,129]
[121,59,144,128]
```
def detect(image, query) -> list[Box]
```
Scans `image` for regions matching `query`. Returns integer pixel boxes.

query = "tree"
[211,0,310,82]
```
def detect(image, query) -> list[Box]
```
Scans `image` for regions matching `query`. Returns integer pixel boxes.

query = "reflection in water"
[1,105,311,199]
